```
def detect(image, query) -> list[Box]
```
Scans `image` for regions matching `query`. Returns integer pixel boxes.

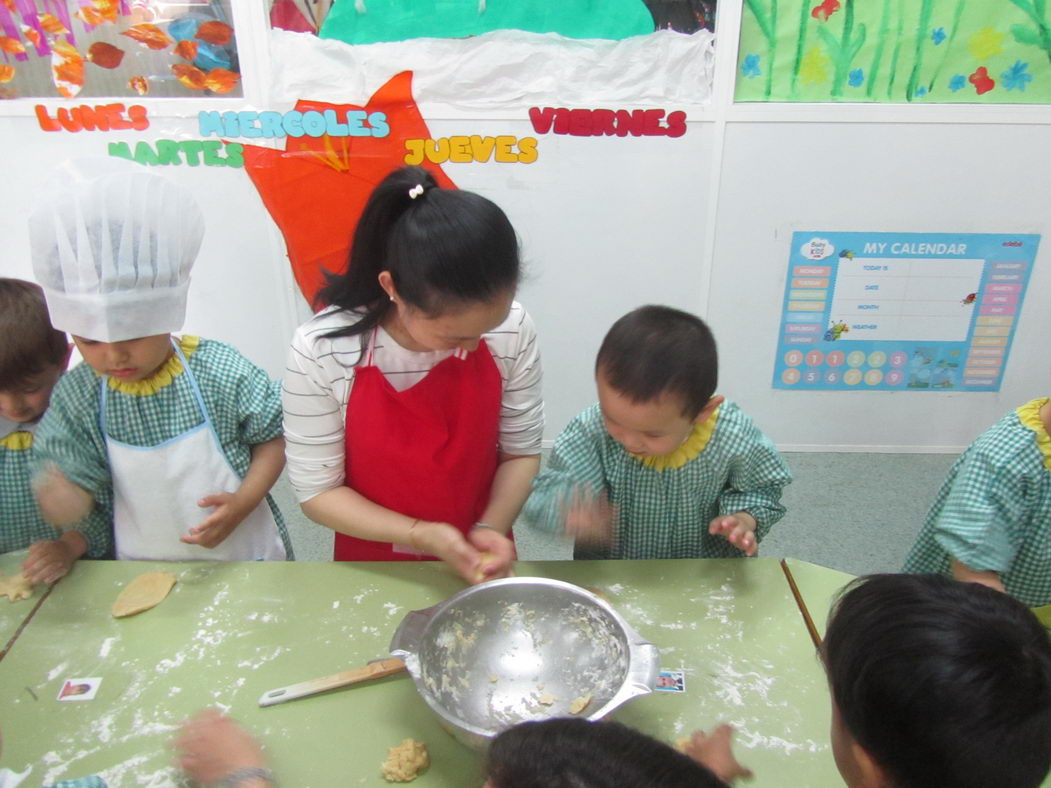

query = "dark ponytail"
[318,166,520,345]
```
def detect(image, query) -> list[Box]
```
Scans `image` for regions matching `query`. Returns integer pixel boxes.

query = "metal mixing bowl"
[389,577,660,750]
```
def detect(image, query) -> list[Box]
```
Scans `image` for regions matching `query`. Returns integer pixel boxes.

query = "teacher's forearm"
[300,485,418,544]
[478,453,541,534]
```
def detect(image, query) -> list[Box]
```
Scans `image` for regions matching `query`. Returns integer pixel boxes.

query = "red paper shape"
[241,71,455,307]
[969,66,995,95]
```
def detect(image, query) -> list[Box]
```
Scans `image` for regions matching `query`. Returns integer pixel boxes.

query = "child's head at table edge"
[317,164,521,355]
[28,158,204,384]
[483,717,727,788]
[0,277,70,424]
[823,573,1051,788]
[595,305,722,458]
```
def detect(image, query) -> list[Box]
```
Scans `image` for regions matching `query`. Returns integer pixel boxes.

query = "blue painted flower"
[1002,60,1033,91]
[931,27,946,45]
[916,86,928,96]
[741,53,761,78]
[948,74,966,92]
[848,68,864,87]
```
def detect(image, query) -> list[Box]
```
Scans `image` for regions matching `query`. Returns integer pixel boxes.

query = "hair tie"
[408,184,425,200]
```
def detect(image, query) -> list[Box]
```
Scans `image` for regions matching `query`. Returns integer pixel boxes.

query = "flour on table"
[381,738,428,782]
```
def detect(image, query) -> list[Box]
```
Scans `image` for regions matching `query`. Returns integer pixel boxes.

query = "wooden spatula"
[258,657,406,707]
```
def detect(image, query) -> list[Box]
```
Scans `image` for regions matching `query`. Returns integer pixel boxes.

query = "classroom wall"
[2,0,1049,453]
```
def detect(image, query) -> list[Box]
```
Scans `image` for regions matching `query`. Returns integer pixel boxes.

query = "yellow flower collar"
[630,407,720,471]
[1016,397,1051,472]
[104,335,200,396]
[0,430,33,451]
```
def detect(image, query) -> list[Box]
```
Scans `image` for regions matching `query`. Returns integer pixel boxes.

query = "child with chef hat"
[29,159,292,562]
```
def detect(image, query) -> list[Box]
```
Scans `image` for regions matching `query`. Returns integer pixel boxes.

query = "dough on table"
[0,573,33,602]
[381,738,428,782]
[111,571,177,618]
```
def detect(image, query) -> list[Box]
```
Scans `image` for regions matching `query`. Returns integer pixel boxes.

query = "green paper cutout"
[319,0,654,44]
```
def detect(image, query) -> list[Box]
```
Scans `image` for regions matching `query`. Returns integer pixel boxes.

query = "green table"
[0,550,48,660]
[780,558,857,643]
[0,559,841,787]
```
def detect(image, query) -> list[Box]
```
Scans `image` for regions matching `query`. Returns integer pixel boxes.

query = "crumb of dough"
[381,739,429,783]
[0,573,33,603]
[474,551,496,583]
[674,737,690,753]
[569,693,592,714]
[537,691,557,706]
[111,571,177,618]
[488,674,499,683]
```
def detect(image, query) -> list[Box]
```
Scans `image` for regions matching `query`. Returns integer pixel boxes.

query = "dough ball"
[381,738,428,782]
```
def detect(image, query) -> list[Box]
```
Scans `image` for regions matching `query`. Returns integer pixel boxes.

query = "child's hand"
[182,492,249,549]
[175,708,268,784]
[467,526,516,583]
[22,538,78,585]
[31,462,94,527]
[708,511,758,556]
[683,724,753,784]
[563,486,615,546]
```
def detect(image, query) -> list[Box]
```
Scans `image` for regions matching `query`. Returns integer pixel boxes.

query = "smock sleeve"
[716,409,792,541]
[523,406,607,533]
[32,364,111,500]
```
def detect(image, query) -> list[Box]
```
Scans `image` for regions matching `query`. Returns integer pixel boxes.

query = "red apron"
[334,331,502,561]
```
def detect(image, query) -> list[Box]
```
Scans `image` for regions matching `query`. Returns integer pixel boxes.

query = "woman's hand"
[412,521,484,584]
[467,526,516,583]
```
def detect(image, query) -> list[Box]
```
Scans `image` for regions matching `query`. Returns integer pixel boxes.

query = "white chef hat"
[29,158,205,343]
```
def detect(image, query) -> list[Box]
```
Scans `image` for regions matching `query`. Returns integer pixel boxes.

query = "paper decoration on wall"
[268,28,715,112]
[738,0,1051,103]
[240,71,455,306]
[0,0,241,99]
[319,0,654,44]
[773,232,1039,392]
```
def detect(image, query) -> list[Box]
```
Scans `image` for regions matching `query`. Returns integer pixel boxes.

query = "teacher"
[283,166,544,584]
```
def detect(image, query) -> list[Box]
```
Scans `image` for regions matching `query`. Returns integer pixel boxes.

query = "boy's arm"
[522,409,608,535]
[717,417,792,543]
[182,436,284,549]
[950,558,1006,593]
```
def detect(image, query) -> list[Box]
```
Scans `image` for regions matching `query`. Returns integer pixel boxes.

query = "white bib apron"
[101,342,285,562]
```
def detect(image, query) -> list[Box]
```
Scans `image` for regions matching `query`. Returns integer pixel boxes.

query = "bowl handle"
[388,606,437,673]
[627,641,661,693]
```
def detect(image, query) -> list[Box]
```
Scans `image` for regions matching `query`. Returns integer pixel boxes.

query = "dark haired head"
[823,573,1051,788]
[485,718,727,788]
[317,166,520,343]
[0,278,68,387]
[596,305,718,418]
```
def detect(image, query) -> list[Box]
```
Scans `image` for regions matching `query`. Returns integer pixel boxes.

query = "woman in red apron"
[283,166,544,584]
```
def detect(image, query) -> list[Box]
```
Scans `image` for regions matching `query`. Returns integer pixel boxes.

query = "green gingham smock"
[33,336,293,558]
[523,401,791,559]
[1,418,111,556]
[903,398,1051,607]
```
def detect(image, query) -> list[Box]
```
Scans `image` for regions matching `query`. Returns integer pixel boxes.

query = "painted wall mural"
[737,0,1051,103]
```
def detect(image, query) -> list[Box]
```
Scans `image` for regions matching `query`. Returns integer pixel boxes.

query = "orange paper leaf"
[0,64,14,82]
[0,36,25,54]
[173,39,197,60]
[51,44,84,98]
[87,41,124,68]
[203,67,239,94]
[171,62,206,90]
[76,5,105,26]
[51,39,79,59]
[93,0,119,23]
[39,13,68,35]
[128,75,149,95]
[1,0,14,12]
[122,23,172,50]
[21,25,42,49]
[194,20,232,45]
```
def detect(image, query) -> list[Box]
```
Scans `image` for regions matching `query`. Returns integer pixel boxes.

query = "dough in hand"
[474,551,496,583]
[111,571,177,618]
[0,573,33,603]
[381,738,428,782]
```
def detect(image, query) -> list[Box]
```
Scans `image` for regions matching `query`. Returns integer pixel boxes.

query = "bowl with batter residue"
[389,577,660,750]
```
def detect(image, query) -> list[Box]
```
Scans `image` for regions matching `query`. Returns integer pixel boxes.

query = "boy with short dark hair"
[823,573,1051,788]
[0,278,111,583]
[524,305,790,559]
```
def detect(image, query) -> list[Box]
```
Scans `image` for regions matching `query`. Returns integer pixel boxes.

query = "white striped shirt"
[283,301,544,503]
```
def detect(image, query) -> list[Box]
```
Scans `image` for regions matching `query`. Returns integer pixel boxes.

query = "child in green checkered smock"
[524,306,790,559]
[28,160,291,562]
[0,279,111,585]
[903,398,1051,607]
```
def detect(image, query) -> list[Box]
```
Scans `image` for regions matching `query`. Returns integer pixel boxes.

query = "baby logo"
[801,237,835,260]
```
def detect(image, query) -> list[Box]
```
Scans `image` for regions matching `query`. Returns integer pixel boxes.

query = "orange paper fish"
[195,20,232,45]
[51,41,84,97]
[87,41,124,68]
[0,64,14,82]
[128,75,149,95]
[171,62,206,90]
[204,67,239,94]
[38,13,69,35]
[122,23,172,50]
[173,39,198,60]
[0,36,25,54]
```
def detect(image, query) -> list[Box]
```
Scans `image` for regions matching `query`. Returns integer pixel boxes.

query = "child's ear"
[61,342,73,369]
[693,395,725,425]
[850,740,892,788]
